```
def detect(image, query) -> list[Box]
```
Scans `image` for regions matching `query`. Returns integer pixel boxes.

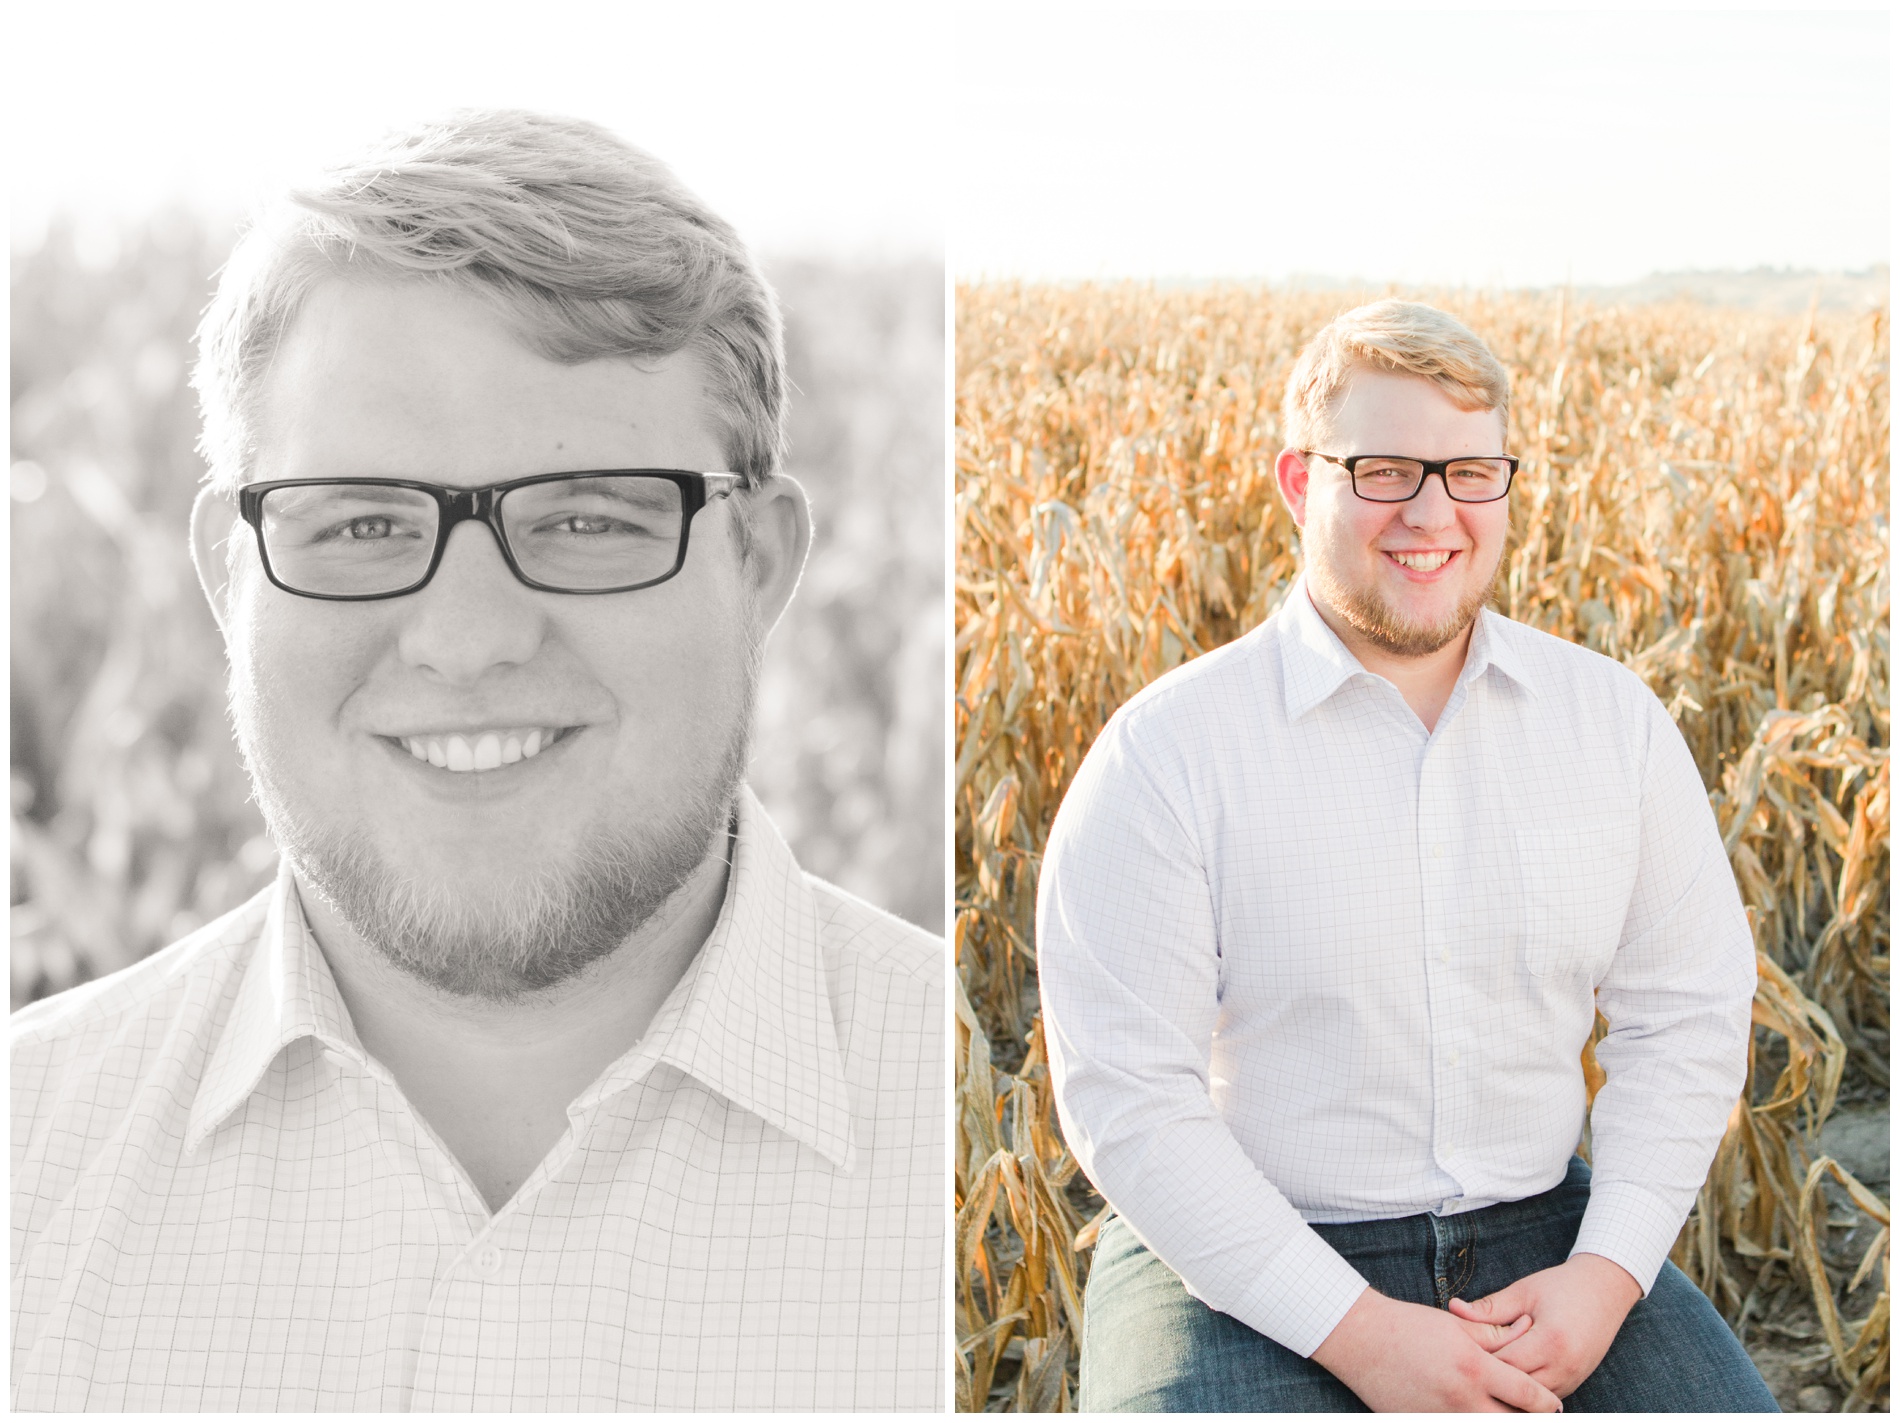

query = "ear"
[1274,448,1313,529]
[189,484,243,639]
[738,473,813,634]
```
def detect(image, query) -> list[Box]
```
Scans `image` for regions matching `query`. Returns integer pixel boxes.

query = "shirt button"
[472,1244,503,1279]
[1438,950,1450,965]
[1447,1050,1461,1068]
[1431,843,1445,859]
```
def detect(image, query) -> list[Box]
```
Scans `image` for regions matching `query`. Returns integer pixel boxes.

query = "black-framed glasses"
[237,470,743,600]
[1301,451,1519,503]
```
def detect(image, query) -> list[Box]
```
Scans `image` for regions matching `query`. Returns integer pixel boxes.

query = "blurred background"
[10,5,947,1010]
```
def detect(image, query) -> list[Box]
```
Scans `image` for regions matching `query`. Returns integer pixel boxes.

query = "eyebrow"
[266,484,433,511]
[523,477,676,506]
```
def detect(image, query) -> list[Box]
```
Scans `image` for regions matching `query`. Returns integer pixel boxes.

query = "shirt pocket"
[1515,818,1636,982]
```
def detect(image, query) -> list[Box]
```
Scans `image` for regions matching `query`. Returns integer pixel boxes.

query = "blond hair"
[193,109,786,494]
[1281,300,1510,450]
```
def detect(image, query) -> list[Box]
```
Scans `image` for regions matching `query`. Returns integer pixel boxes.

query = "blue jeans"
[1079,1158,1778,1412]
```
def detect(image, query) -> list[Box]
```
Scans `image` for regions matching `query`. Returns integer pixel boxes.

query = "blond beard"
[1307,547,1505,659]
[232,599,765,1001]
[274,726,748,999]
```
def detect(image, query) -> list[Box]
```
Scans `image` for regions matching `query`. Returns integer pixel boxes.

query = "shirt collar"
[1277,576,1375,721]
[1461,601,1538,699]
[187,787,857,1174]
[187,865,361,1153]
[1277,573,1539,723]
[577,786,858,1172]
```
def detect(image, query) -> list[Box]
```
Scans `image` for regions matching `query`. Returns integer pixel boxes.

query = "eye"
[535,511,667,538]
[309,513,410,544]
[552,513,620,536]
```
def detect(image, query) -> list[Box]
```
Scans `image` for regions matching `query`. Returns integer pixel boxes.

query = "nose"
[394,520,546,685]
[1400,471,1461,529]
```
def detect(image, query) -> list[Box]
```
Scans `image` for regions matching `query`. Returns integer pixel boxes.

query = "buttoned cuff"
[1218,1223,1370,1358]
[1568,1177,1690,1296]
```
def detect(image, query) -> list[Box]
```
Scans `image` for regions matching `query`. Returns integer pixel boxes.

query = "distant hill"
[1140,267,1890,314]
[1569,266,1889,314]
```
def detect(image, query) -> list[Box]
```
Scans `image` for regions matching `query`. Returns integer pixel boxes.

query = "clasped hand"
[1310,1253,1641,1411]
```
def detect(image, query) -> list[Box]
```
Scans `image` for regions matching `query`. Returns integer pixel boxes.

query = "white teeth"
[1391,551,1452,571]
[400,727,561,773]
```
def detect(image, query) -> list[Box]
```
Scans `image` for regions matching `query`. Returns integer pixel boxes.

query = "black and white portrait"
[11,9,945,1412]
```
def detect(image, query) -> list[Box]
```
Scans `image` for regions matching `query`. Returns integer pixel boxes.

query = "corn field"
[955,284,1890,1411]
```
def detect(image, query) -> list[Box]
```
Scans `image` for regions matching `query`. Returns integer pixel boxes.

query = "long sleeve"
[1571,697,1757,1291]
[1037,716,1369,1358]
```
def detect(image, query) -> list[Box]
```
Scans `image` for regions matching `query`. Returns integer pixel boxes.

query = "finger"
[1449,1283,1527,1323]
[1494,1333,1552,1373]
[1485,1354,1563,1413]
[1457,1311,1532,1353]
[1501,1316,1581,1380]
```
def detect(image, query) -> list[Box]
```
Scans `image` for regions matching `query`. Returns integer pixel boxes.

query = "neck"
[1304,584,1474,734]
[295,825,734,1210]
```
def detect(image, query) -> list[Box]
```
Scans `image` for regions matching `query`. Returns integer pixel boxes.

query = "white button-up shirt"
[12,789,944,1411]
[1037,580,1755,1358]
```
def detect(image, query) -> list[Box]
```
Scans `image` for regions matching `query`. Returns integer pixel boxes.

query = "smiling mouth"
[390,726,573,773]
[1387,550,1456,572]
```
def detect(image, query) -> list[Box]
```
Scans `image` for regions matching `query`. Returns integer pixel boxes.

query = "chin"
[1320,565,1497,660]
[241,729,753,1000]
[286,781,737,999]
[378,810,592,878]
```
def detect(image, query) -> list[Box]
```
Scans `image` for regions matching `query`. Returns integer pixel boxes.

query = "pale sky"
[9,6,1889,285]
[10,2,945,260]
[952,6,1890,286]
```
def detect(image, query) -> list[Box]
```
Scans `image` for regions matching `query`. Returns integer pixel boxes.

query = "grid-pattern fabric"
[11,787,944,1411]
[1037,579,1756,1359]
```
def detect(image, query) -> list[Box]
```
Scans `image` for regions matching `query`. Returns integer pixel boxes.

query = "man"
[1037,301,1777,1411]
[11,111,942,1412]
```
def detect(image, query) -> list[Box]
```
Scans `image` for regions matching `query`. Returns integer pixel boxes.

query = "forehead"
[252,279,726,485]
[1325,370,1506,451]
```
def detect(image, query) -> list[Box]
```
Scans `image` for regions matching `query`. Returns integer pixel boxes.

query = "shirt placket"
[406,1077,634,1409]
[1418,686,1474,1204]
[306,1040,498,1409]
[327,1043,553,1413]
[410,1206,532,1410]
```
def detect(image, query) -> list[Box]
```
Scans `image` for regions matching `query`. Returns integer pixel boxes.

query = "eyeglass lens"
[256,475,688,595]
[1353,458,1513,502]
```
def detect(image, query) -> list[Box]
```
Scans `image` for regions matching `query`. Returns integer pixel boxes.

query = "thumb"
[1448,1281,1529,1324]
[1455,1307,1531,1353]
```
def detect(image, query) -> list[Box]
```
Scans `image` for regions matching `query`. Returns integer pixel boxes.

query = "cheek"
[1310,499,1377,553]
[229,591,383,741]
[1469,507,1511,552]
[578,598,758,753]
